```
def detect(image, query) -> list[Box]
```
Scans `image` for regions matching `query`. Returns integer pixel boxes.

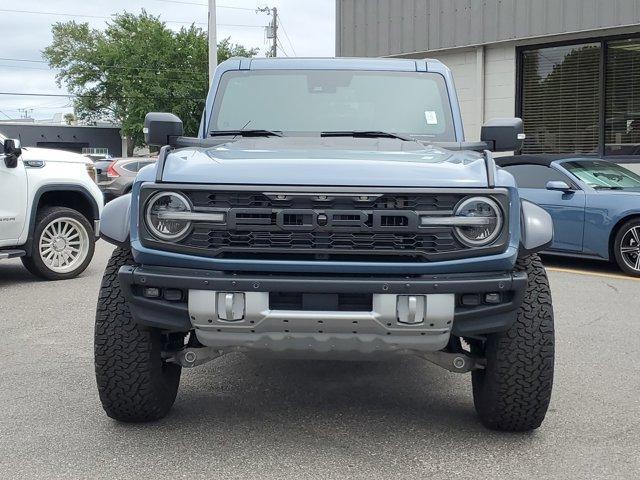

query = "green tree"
[43,10,258,151]
[63,113,76,125]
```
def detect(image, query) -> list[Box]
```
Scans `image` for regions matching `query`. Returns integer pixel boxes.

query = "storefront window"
[520,43,600,155]
[605,39,640,156]
[520,37,640,158]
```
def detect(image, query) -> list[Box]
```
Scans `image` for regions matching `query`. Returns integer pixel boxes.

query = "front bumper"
[118,265,527,355]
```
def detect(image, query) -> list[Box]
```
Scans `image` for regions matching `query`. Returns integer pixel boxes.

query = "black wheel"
[94,247,182,422]
[22,206,95,280]
[471,254,554,432]
[613,219,640,277]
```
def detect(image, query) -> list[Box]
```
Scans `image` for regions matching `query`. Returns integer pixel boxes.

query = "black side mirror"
[3,138,22,168]
[481,118,525,152]
[143,112,184,147]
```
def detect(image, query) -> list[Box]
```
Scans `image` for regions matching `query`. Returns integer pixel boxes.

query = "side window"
[503,165,573,189]
[120,161,140,172]
[137,161,154,172]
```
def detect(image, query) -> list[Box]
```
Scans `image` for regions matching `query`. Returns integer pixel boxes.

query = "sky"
[0,0,336,120]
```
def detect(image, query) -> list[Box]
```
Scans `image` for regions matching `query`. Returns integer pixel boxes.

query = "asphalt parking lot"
[1,241,639,480]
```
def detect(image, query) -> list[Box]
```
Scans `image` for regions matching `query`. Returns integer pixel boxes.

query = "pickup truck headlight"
[145,191,192,241]
[454,197,502,247]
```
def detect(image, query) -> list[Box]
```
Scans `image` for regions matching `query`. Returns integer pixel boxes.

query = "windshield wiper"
[210,129,283,137]
[593,185,624,190]
[321,130,413,141]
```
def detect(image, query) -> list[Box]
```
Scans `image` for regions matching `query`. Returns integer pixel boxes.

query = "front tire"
[613,219,640,277]
[471,254,554,432]
[94,247,182,422]
[22,206,95,280]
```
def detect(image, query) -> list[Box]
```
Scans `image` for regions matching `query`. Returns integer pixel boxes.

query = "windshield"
[563,160,640,191]
[209,70,456,141]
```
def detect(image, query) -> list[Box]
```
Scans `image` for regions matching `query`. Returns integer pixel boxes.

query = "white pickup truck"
[0,134,103,280]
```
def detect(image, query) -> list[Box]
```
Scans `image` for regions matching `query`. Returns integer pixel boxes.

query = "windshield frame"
[561,160,640,191]
[207,69,457,141]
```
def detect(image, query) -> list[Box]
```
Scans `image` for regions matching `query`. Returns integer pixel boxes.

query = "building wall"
[406,43,516,141]
[483,44,516,126]
[428,48,481,140]
[337,0,640,57]
[0,124,122,157]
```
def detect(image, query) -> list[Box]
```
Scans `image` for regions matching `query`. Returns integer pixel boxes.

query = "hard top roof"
[223,56,446,73]
[495,154,601,168]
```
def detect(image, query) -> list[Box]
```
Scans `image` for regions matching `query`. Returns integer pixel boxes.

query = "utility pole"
[258,6,278,57]
[208,0,217,84]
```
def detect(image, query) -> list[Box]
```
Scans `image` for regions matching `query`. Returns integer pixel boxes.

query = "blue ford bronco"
[96,57,555,431]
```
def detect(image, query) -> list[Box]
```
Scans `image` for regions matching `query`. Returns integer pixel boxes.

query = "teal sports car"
[497,155,640,276]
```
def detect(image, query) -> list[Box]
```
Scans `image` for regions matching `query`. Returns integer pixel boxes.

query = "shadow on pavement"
[0,261,41,286]
[97,354,528,448]
[540,254,622,275]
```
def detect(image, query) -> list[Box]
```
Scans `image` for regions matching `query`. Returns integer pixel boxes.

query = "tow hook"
[416,351,486,373]
[168,347,228,368]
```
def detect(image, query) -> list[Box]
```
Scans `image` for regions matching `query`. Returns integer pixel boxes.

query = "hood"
[160,137,491,188]
[20,147,90,164]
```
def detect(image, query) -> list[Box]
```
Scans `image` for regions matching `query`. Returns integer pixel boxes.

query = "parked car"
[96,57,555,431]
[97,157,156,201]
[496,155,640,276]
[0,134,103,280]
[90,157,114,182]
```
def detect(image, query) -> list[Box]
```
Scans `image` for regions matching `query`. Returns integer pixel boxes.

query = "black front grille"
[185,191,461,211]
[141,188,509,262]
[183,228,459,260]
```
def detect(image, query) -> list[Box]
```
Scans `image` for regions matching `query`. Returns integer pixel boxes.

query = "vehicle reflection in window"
[563,160,640,191]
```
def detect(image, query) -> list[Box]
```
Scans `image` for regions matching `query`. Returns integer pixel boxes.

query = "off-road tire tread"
[472,254,554,431]
[22,206,95,280]
[94,247,181,422]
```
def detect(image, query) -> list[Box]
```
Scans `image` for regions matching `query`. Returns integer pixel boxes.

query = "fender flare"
[520,200,553,254]
[100,193,131,247]
[27,184,100,251]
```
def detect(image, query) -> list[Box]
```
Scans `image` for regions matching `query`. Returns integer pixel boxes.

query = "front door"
[504,164,586,252]
[0,145,28,245]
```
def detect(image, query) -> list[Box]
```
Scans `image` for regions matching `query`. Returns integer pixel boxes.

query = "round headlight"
[145,191,192,241]
[454,197,502,247]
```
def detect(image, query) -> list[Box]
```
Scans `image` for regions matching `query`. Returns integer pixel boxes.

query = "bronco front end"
[95,57,555,432]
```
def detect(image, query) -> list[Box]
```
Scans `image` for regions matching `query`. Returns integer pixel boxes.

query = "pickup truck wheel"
[613,219,640,276]
[471,254,554,432]
[21,206,95,280]
[94,247,182,423]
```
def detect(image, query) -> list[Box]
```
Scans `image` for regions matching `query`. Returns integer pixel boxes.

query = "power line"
[0,62,209,87]
[0,8,264,28]
[0,63,209,83]
[276,38,289,57]
[0,99,73,111]
[0,57,212,85]
[0,92,206,101]
[0,57,45,63]
[0,57,208,73]
[278,18,297,56]
[0,63,53,71]
[1,104,73,112]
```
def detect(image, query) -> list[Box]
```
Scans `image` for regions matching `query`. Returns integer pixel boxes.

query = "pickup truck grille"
[140,188,509,262]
